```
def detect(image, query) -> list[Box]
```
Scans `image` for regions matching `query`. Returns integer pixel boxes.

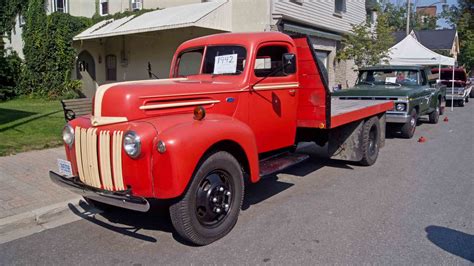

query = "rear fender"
[151,114,259,199]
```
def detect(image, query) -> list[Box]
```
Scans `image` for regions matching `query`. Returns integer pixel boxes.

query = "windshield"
[357,70,421,86]
[175,45,246,77]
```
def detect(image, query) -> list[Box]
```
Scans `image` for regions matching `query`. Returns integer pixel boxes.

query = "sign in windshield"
[175,46,246,77]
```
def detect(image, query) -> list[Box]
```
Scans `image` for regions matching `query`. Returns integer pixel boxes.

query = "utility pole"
[406,0,411,36]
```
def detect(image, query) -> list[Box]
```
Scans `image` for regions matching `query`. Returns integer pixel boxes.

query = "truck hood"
[91,78,245,126]
[332,85,420,98]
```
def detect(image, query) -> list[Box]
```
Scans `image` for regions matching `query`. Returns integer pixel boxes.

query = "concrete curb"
[0,197,91,244]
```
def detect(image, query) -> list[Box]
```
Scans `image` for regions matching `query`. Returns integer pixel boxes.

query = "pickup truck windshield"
[176,46,246,77]
[358,70,420,86]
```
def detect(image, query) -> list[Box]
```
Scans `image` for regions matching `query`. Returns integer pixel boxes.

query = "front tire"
[458,99,465,107]
[360,116,380,166]
[401,109,417,139]
[429,104,440,124]
[169,151,244,246]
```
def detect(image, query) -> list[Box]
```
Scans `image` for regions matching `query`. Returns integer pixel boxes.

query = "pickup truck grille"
[74,127,125,191]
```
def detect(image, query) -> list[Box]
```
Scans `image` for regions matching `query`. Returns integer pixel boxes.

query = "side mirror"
[282,53,296,75]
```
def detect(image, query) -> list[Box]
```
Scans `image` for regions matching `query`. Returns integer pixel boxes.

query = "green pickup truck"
[333,65,445,138]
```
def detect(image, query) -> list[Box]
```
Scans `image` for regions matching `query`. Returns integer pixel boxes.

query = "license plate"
[57,159,73,177]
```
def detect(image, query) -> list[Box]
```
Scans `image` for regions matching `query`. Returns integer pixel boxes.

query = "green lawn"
[0,98,66,156]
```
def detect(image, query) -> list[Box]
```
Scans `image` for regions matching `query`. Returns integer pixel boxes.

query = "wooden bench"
[60,98,92,121]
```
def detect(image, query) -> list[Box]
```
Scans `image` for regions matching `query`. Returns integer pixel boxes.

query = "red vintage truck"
[50,32,392,245]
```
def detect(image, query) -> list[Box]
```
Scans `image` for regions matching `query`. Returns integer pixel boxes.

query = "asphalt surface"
[1,103,473,265]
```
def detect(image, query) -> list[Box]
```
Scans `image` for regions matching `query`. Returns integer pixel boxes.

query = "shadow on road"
[67,148,358,245]
[68,201,170,244]
[425,225,474,262]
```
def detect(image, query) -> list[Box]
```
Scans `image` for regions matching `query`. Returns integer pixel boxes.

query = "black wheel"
[465,96,469,103]
[401,109,417,139]
[360,116,380,166]
[429,104,440,124]
[459,99,465,107]
[169,151,244,246]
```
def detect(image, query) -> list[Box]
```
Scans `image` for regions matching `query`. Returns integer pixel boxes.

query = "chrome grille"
[74,126,125,191]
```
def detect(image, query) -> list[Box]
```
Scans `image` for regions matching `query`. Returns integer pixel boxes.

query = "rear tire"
[429,104,440,124]
[401,109,417,139]
[360,116,380,166]
[169,151,244,246]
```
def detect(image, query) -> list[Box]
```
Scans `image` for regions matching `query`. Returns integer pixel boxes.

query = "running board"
[259,153,309,177]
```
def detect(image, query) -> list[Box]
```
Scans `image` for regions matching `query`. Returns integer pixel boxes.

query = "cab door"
[248,42,298,153]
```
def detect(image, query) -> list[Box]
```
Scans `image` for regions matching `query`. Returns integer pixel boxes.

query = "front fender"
[150,114,259,199]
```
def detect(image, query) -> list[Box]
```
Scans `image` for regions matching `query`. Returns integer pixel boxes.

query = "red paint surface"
[64,32,392,199]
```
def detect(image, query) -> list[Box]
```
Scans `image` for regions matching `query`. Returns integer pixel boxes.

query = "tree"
[441,0,474,70]
[381,2,438,32]
[338,13,395,68]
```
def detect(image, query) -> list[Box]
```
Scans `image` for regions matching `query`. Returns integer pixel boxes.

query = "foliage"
[338,13,395,68]
[0,50,22,100]
[0,0,28,41]
[19,0,90,99]
[0,97,64,156]
[440,1,474,70]
[381,2,438,32]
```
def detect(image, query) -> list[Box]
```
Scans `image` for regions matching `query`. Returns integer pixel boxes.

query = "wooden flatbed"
[330,98,393,129]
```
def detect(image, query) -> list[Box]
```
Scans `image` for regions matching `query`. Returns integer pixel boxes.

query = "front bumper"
[49,171,150,212]
[386,112,410,123]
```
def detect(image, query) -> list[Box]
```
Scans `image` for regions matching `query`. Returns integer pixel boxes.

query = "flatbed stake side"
[50,32,392,245]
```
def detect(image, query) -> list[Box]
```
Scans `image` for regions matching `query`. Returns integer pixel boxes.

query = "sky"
[389,0,459,28]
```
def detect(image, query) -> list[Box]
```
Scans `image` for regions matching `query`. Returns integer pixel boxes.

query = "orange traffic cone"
[443,116,449,122]
[418,136,427,143]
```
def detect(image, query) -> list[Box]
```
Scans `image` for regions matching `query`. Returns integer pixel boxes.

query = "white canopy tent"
[385,34,457,110]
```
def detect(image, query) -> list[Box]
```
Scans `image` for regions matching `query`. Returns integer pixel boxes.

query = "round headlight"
[62,125,74,147]
[123,131,141,158]
[396,103,406,111]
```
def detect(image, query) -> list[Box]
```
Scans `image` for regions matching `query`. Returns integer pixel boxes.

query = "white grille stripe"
[74,127,124,191]
[99,131,114,190]
[112,131,125,190]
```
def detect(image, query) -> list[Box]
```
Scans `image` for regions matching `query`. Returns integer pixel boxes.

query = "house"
[393,29,460,58]
[5,0,374,97]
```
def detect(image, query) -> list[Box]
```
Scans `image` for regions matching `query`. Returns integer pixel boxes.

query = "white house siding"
[273,0,366,34]
[3,16,24,58]
[273,0,366,90]
[231,0,271,32]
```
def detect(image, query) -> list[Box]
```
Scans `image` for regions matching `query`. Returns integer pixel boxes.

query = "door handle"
[289,89,296,96]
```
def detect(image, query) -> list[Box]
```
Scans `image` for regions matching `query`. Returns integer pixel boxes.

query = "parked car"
[49,32,393,245]
[333,65,445,139]
[431,67,472,107]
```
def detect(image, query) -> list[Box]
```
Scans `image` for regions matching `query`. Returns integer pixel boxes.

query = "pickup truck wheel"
[169,151,244,246]
[360,116,380,166]
[401,109,417,139]
[429,105,440,124]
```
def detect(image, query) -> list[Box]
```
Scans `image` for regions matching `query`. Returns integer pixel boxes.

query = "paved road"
[1,104,473,264]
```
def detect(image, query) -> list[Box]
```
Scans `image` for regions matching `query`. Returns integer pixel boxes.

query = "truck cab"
[51,32,392,245]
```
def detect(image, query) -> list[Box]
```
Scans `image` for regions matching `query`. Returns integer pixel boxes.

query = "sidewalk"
[0,147,85,243]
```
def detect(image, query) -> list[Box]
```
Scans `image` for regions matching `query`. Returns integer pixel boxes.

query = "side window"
[176,48,204,77]
[254,45,288,77]
[106,55,117,81]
